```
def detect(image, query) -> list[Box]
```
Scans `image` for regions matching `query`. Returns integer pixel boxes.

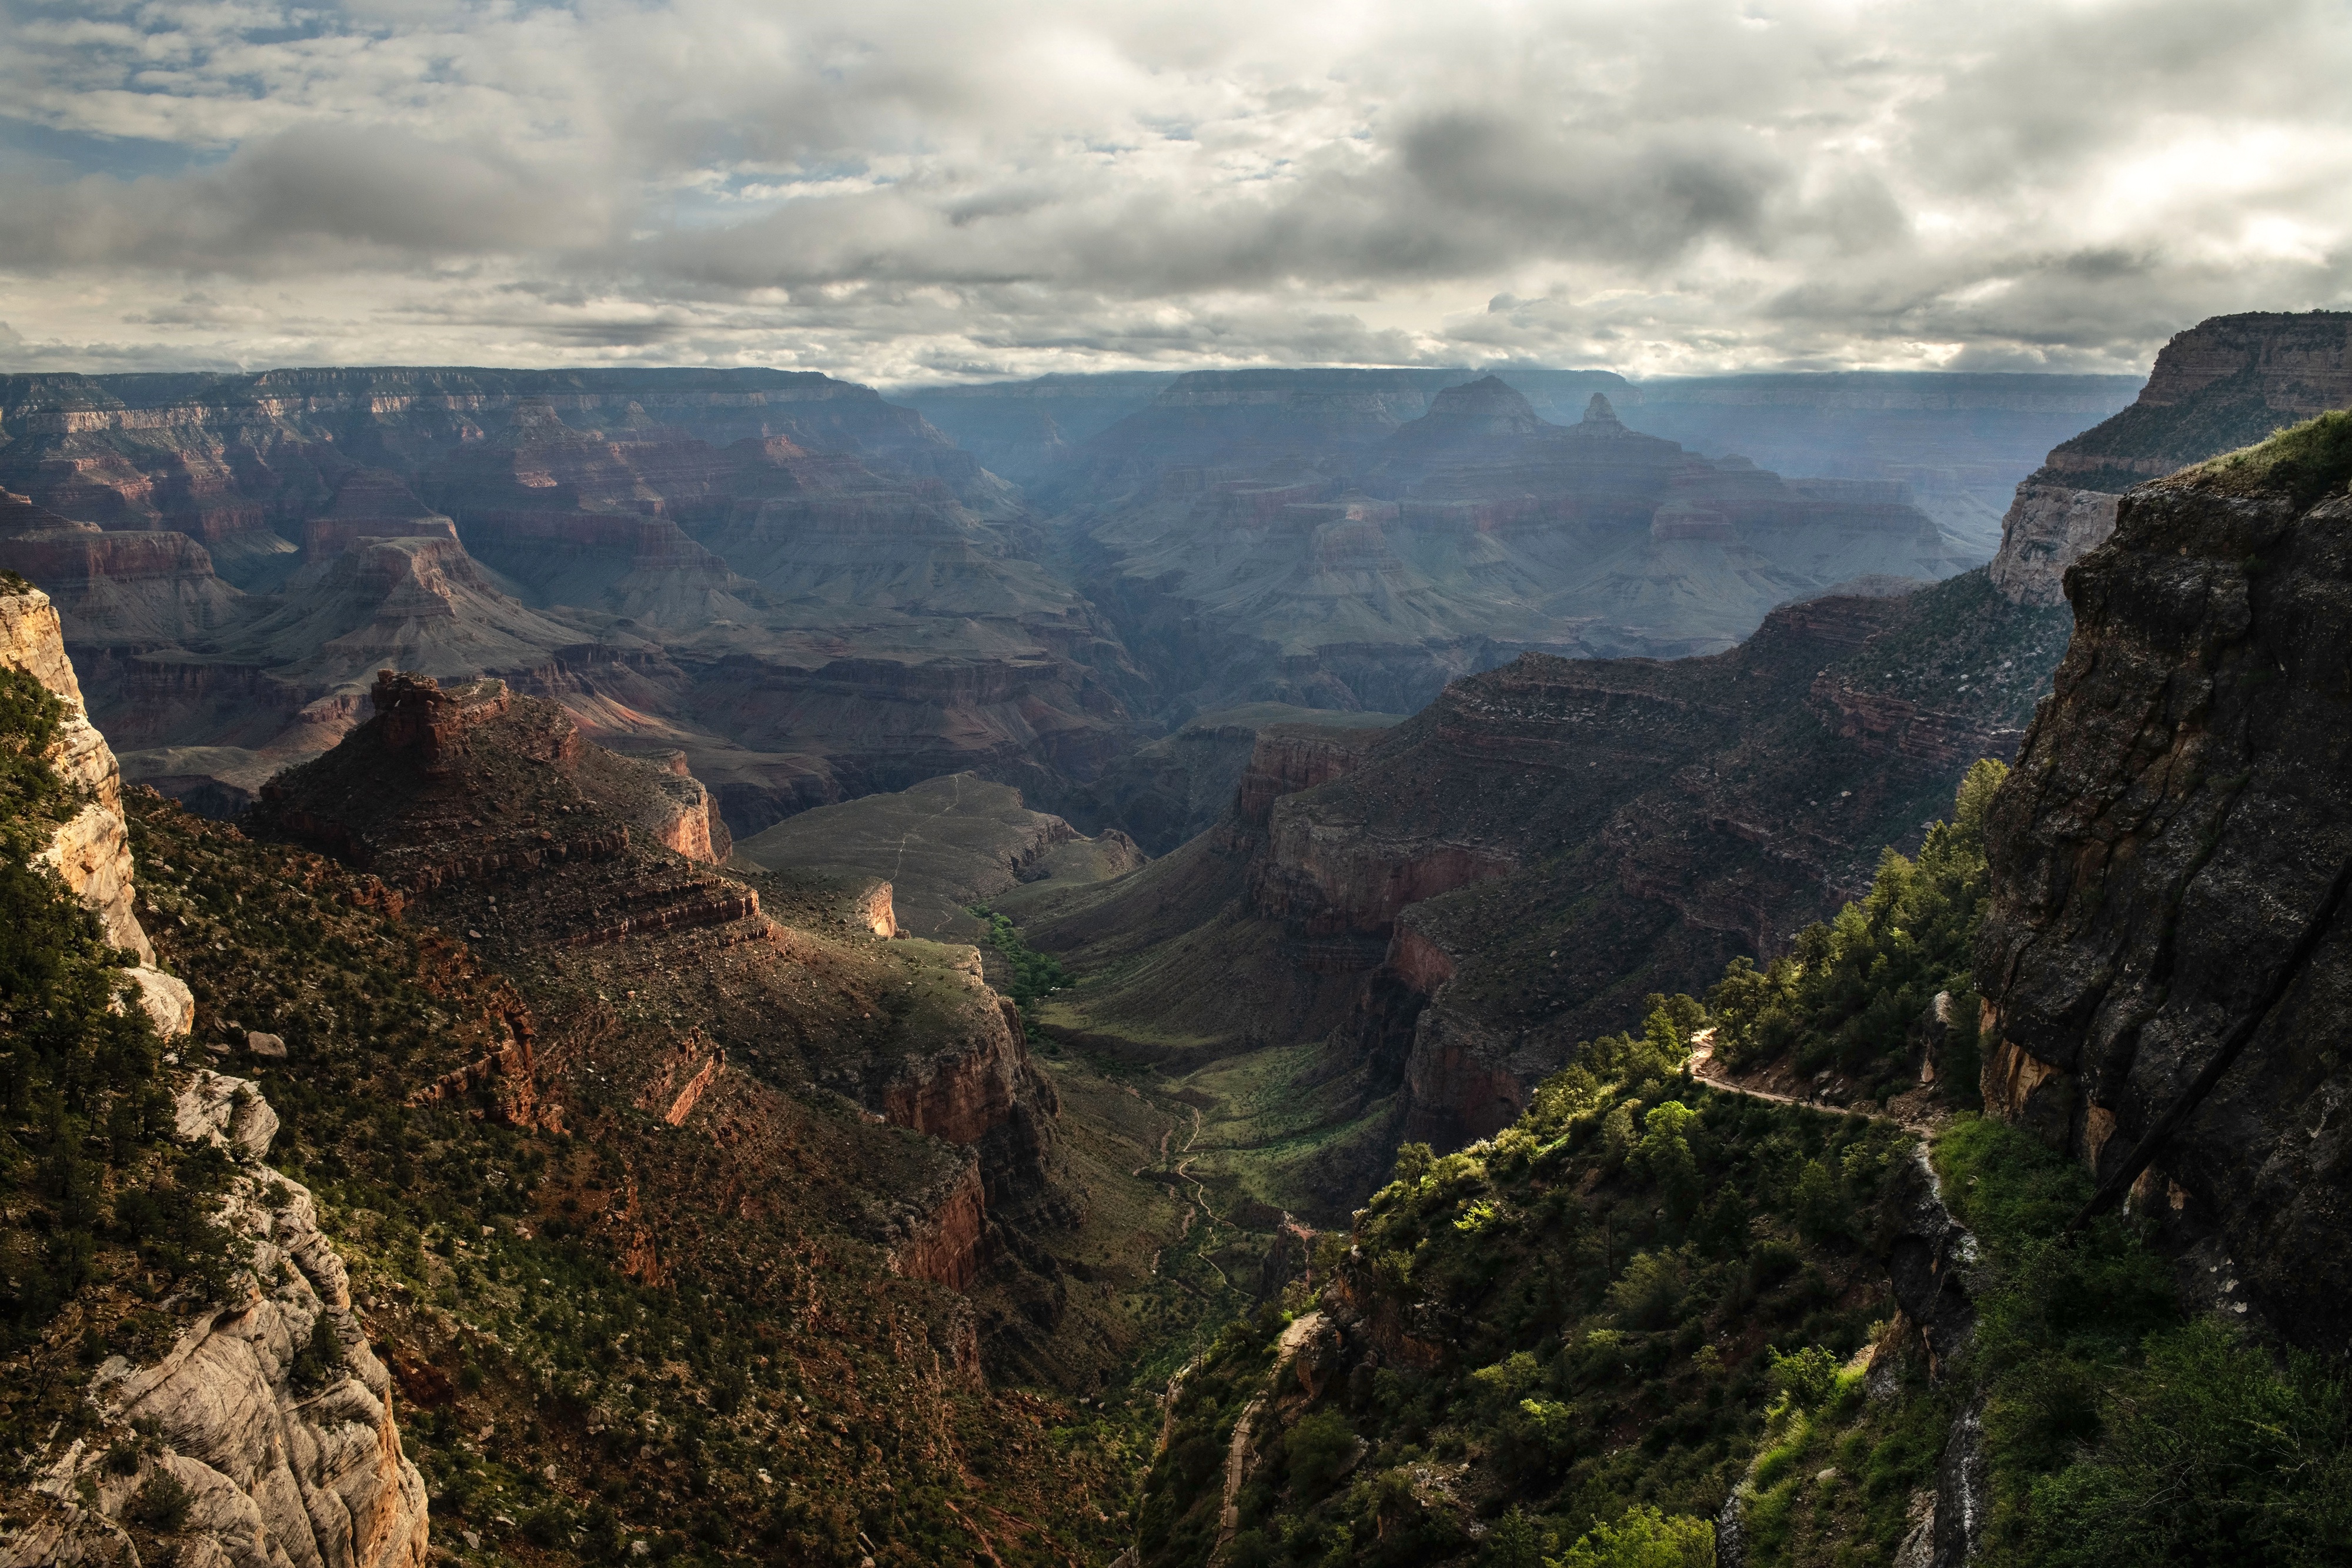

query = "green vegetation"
[1557,1505,1713,1568]
[114,800,1151,1567]
[1138,991,1919,1566]
[1707,758,2001,1102]
[969,903,1073,1011]
[1939,1117,2352,1566]
[2192,407,2352,504]
[0,668,240,1460]
[1132,759,2347,1566]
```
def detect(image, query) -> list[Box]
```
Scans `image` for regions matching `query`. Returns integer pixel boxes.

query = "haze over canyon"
[6,3,2352,1566]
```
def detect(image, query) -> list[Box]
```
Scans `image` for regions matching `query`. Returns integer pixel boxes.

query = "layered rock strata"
[253,671,1065,1293]
[1990,312,2352,605]
[0,369,1141,834]
[1058,377,1979,717]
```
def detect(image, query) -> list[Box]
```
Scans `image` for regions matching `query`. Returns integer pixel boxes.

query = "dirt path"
[1687,1037,1939,1135]
[1212,1311,1327,1557]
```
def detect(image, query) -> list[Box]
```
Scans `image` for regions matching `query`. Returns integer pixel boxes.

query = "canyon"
[0,361,2129,845]
[5,317,2349,1568]
[975,313,2352,1222]
[0,369,1137,834]
[1044,376,1984,714]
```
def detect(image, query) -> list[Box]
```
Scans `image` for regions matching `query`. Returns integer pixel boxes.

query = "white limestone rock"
[176,1071,280,1163]
[1,585,155,964]
[120,966,197,1040]
[0,1089,428,1568]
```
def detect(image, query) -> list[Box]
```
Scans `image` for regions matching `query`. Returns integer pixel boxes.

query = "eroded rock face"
[177,1069,282,1161]
[1977,456,2352,1348]
[6,1084,428,1568]
[1986,484,2122,607]
[2,583,156,964]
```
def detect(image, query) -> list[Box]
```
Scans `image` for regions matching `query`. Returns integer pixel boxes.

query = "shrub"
[126,1469,191,1533]
[290,1312,346,1392]
[1769,1346,1842,1413]
[2016,1318,2352,1567]
[1286,1410,1357,1498]
[1606,1252,1688,1332]
[1556,1503,1715,1568]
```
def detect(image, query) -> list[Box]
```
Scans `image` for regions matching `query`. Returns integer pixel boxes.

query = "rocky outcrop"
[177,1069,283,1161]
[878,947,1050,1146]
[1976,417,2352,1348]
[891,1159,993,1291]
[2,585,152,959]
[1986,484,2121,606]
[1234,723,1391,827]
[253,667,1068,1299]
[1989,312,2352,604]
[5,1079,428,1568]
[624,750,730,864]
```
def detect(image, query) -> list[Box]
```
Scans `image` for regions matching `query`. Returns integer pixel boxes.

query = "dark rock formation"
[1976,414,2352,1348]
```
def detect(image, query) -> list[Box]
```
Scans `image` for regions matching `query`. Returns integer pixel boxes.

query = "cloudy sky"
[1,0,2346,385]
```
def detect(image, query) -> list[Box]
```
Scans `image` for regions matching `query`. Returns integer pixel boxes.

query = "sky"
[0,0,2346,386]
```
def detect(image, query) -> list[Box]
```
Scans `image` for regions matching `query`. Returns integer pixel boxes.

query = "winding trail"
[1212,1311,1328,1559]
[1687,1033,1937,1135]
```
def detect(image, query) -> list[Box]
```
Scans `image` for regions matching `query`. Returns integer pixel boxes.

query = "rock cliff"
[0,579,196,1037]
[1990,312,2352,605]
[1977,409,2352,1348]
[2,1028,426,1568]
[0,620,425,1564]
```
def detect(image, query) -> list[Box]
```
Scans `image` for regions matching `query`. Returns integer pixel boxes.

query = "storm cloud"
[0,0,2346,382]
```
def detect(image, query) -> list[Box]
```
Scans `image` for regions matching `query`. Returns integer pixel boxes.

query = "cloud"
[0,0,2347,382]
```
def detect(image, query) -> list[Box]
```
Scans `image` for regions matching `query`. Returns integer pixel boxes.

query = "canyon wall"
[0,579,196,1035]
[1058,377,1980,718]
[1990,312,2352,606]
[0,370,1140,835]
[1977,419,2352,1348]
